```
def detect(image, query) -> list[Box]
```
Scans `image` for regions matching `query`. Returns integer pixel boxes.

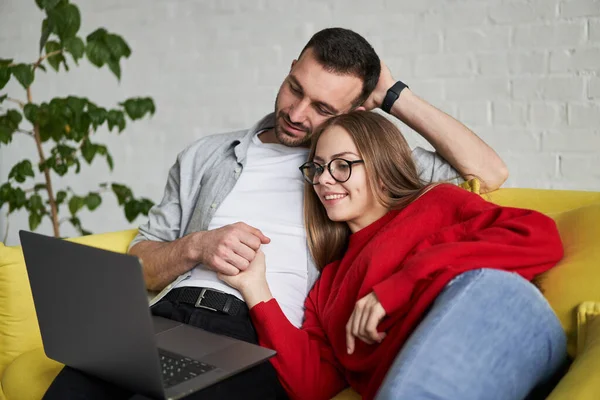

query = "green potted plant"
[0,0,155,241]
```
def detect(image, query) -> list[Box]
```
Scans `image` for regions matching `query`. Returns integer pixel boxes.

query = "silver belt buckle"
[194,288,218,312]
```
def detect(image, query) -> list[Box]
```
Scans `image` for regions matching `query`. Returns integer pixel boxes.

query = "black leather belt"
[165,287,248,316]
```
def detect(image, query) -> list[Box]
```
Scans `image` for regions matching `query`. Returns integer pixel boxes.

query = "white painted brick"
[414,54,475,77]
[445,27,511,53]
[477,53,508,75]
[590,77,600,98]
[512,77,585,100]
[591,19,600,41]
[492,102,529,126]
[382,32,441,56]
[446,78,510,101]
[513,22,586,48]
[387,57,415,79]
[568,103,600,126]
[408,80,445,102]
[542,129,600,152]
[489,1,557,24]
[383,0,446,13]
[550,48,600,72]
[502,153,558,180]
[477,128,541,151]
[420,4,489,28]
[530,103,568,128]
[560,155,600,180]
[456,101,490,126]
[559,0,600,18]
[508,52,548,74]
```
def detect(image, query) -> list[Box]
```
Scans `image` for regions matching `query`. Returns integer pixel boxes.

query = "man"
[44,28,508,399]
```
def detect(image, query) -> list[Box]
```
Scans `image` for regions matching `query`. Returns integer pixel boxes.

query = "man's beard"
[273,92,312,148]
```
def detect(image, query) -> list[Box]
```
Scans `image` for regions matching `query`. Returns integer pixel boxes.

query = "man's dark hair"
[299,27,381,108]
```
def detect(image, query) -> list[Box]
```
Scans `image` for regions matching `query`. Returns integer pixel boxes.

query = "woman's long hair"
[304,111,429,270]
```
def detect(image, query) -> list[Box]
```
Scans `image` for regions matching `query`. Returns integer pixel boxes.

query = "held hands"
[194,222,270,276]
[218,250,272,308]
[362,60,396,111]
[346,292,387,355]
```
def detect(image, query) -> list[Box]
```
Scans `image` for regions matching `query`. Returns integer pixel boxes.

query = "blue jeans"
[375,269,567,400]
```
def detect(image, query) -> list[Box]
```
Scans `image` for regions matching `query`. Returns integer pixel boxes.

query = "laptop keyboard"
[159,349,217,388]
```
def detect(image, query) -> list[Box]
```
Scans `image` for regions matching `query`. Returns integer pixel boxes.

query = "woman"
[219,111,567,400]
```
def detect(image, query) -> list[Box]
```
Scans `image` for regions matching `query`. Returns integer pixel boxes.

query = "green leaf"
[124,200,141,222]
[8,160,35,183]
[55,190,67,205]
[106,152,114,170]
[0,66,10,90]
[36,0,62,10]
[24,103,39,123]
[105,34,131,59]
[34,183,47,191]
[48,3,81,41]
[68,195,84,215]
[63,36,85,62]
[88,105,107,128]
[9,187,27,212]
[85,38,111,67]
[0,110,22,144]
[11,64,35,89]
[106,109,126,132]
[28,194,44,211]
[121,97,156,120]
[0,59,13,67]
[40,18,54,53]
[139,198,154,215]
[85,193,102,210]
[6,109,22,125]
[0,94,7,104]
[81,140,96,163]
[111,183,132,205]
[107,60,121,80]
[45,40,65,71]
[29,212,43,231]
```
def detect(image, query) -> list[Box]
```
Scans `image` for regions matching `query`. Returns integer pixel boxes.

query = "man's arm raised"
[130,222,270,291]
[363,62,508,194]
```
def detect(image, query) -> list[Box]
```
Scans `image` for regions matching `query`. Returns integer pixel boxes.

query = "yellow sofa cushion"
[538,202,600,357]
[547,303,600,400]
[1,348,62,400]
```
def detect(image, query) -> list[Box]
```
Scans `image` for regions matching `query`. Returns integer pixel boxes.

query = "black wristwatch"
[381,81,409,113]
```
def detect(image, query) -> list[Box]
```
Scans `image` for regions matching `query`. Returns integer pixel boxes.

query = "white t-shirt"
[174,132,310,327]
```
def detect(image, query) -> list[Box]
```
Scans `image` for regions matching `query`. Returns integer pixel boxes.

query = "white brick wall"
[0,0,599,244]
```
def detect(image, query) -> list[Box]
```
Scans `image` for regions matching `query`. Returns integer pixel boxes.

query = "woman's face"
[313,125,389,233]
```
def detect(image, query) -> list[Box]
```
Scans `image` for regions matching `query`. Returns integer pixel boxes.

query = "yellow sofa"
[1,187,600,400]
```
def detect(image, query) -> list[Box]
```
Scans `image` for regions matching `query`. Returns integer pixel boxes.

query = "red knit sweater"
[250,184,563,400]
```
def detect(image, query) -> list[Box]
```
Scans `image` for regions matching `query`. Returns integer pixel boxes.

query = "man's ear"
[354,106,366,112]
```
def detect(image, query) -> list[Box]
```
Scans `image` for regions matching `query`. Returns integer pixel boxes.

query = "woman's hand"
[218,249,273,308]
[346,292,387,354]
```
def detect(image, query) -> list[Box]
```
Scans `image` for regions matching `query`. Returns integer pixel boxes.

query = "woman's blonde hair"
[304,111,429,270]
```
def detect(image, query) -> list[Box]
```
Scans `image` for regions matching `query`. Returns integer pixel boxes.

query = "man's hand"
[218,250,273,308]
[193,222,270,276]
[346,292,387,355]
[362,60,396,111]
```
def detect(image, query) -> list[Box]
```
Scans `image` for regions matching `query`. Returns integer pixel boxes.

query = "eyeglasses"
[299,158,365,185]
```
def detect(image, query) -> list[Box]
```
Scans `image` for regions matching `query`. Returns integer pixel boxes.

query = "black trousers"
[43,295,288,400]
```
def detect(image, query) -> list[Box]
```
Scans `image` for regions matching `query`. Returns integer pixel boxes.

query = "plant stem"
[33,50,62,72]
[6,97,25,109]
[16,129,34,137]
[2,212,8,244]
[27,87,60,237]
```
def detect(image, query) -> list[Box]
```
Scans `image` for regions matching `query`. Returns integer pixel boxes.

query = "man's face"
[273,48,363,147]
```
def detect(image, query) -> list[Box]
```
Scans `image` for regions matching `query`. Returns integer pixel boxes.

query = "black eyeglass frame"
[299,158,365,185]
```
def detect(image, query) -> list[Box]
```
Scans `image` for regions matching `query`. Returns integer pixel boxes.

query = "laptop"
[19,230,276,400]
